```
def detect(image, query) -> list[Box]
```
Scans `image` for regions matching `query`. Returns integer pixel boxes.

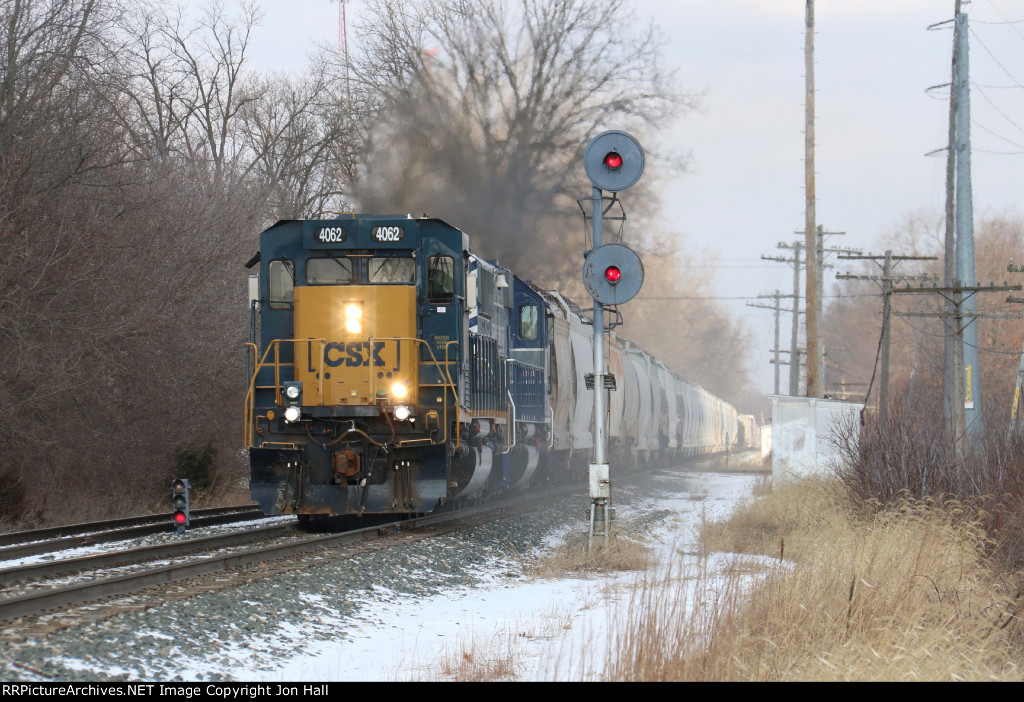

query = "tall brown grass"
[604,477,1024,681]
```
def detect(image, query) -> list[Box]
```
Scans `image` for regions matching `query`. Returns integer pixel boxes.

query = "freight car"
[244,215,740,520]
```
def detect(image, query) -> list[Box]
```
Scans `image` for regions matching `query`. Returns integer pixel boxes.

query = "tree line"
[0,0,758,525]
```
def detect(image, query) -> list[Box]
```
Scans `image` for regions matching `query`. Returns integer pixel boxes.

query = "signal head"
[582,244,644,304]
[584,131,644,192]
[170,478,191,533]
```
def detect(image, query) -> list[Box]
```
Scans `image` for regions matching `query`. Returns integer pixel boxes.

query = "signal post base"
[587,463,611,550]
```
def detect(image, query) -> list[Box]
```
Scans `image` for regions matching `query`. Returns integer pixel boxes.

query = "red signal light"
[174,511,187,525]
[605,265,622,283]
[603,151,623,169]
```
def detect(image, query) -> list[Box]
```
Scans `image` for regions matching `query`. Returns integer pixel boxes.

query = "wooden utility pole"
[939,0,962,436]
[804,0,822,398]
[1005,261,1024,429]
[748,291,795,394]
[837,251,937,425]
[895,281,1021,438]
[763,244,804,395]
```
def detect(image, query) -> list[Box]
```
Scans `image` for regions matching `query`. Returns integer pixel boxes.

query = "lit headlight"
[283,406,301,423]
[391,382,408,400]
[394,405,411,421]
[344,304,362,334]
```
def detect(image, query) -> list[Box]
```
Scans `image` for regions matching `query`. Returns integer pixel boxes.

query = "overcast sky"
[242,0,1024,397]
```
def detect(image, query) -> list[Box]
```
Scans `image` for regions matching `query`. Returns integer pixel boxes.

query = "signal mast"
[580,130,645,549]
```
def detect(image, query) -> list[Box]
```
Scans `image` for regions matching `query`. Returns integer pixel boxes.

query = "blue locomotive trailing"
[244,215,740,519]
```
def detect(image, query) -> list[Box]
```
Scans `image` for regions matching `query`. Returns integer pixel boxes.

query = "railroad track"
[0,505,265,560]
[0,454,753,638]
[0,491,574,636]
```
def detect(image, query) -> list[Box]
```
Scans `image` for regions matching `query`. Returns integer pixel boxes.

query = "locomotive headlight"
[283,406,301,423]
[391,382,408,400]
[394,405,412,421]
[344,304,363,334]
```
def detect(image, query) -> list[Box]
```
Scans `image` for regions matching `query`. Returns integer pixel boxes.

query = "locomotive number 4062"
[371,226,404,242]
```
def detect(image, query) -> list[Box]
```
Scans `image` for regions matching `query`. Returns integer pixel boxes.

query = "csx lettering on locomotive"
[323,341,388,368]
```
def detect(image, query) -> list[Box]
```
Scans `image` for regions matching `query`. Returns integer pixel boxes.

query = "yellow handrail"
[245,336,459,450]
[244,338,326,447]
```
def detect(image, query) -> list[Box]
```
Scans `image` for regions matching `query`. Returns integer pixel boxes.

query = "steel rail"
[0,523,294,587]
[0,508,266,562]
[0,505,260,547]
[0,489,579,624]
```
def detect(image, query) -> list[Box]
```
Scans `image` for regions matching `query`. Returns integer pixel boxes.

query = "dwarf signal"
[171,478,190,534]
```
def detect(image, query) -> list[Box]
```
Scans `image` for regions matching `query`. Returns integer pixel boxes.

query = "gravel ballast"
[0,459,764,682]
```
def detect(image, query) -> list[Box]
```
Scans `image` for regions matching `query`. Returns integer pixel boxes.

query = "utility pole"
[894,280,1021,441]
[936,0,962,437]
[763,244,803,395]
[800,226,859,390]
[748,291,795,394]
[953,9,980,436]
[837,251,937,425]
[1005,261,1024,430]
[804,0,822,398]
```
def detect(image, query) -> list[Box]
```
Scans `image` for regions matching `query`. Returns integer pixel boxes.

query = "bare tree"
[350,0,686,280]
[237,53,362,218]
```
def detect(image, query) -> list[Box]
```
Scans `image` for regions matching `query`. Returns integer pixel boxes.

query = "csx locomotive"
[244,215,740,520]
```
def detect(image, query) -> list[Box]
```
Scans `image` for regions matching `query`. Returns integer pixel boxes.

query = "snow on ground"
[237,463,768,681]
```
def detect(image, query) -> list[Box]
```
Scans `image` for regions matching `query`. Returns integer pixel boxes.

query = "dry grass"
[409,475,1024,681]
[605,478,1024,681]
[525,529,654,579]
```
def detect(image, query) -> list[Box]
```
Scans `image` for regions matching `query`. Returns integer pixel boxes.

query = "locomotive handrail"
[244,338,327,447]
[503,358,516,455]
[245,336,457,450]
[377,336,458,449]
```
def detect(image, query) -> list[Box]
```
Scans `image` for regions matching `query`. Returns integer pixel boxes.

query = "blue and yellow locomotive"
[244,215,549,518]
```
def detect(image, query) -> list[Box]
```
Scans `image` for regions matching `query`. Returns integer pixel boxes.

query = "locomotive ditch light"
[394,405,412,421]
[283,381,302,404]
[283,406,301,423]
[171,478,190,534]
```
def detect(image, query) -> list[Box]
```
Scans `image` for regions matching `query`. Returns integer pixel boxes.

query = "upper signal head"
[584,131,644,192]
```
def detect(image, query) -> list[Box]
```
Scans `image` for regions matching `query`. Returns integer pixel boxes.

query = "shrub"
[0,462,26,525]
[170,441,220,493]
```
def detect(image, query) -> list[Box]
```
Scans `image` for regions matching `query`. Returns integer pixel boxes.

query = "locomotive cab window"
[307,257,353,285]
[368,256,415,284]
[268,259,294,308]
[518,303,539,341]
[427,254,454,302]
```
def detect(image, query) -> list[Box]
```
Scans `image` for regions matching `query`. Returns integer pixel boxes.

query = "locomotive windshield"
[427,255,454,302]
[307,257,353,285]
[369,257,415,284]
[268,259,294,308]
